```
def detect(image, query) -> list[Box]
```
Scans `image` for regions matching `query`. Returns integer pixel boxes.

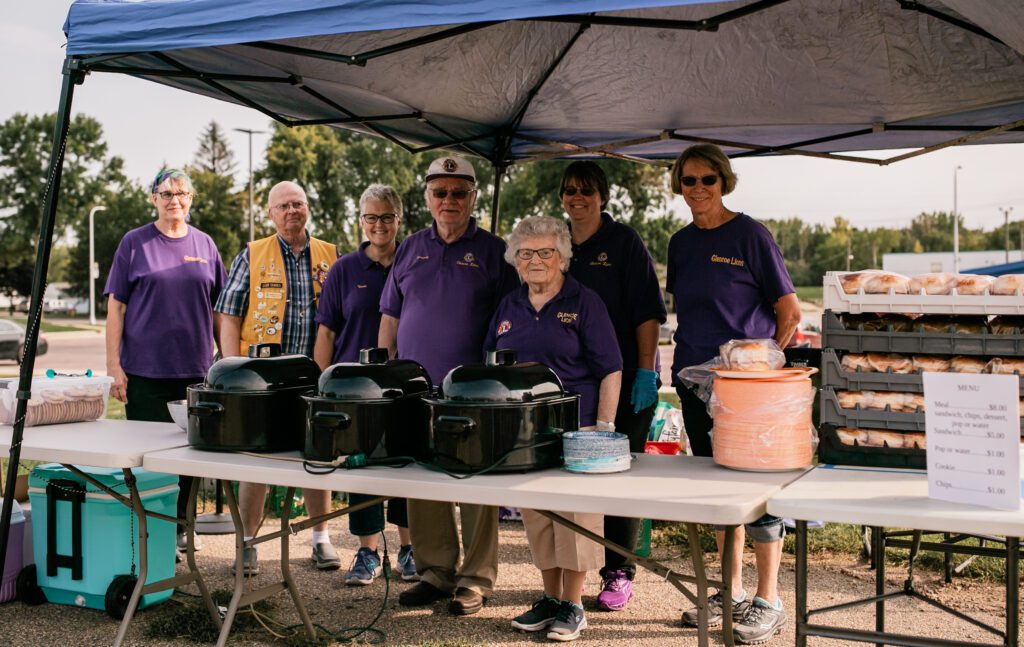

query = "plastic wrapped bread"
[719,338,785,371]
[838,270,884,294]
[954,274,995,295]
[989,316,1024,334]
[835,427,869,446]
[909,272,957,295]
[990,274,1024,295]
[866,352,913,374]
[840,353,871,372]
[862,272,910,294]
[911,355,951,373]
[987,357,1024,375]
[950,355,987,373]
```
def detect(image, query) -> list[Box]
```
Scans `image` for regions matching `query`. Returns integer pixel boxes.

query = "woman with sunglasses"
[667,144,800,645]
[312,183,417,586]
[558,161,666,611]
[485,215,621,642]
[105,167,226,554]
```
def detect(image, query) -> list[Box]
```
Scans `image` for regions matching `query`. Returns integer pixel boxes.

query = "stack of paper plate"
[562,431,632,473]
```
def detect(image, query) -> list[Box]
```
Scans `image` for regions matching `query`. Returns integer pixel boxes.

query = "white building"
[882,250,1024,275]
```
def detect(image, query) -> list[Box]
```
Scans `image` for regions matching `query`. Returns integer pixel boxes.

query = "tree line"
[1,112,1020,312]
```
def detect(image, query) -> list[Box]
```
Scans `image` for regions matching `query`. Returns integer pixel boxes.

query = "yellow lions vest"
[240,235,336,355]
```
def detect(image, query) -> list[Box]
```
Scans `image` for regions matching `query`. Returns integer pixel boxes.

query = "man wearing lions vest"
[215,180,341,576]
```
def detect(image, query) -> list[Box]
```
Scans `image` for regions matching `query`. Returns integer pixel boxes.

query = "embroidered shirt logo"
[711,254,745,267]
[183,255,208,264]
[464,252,475,263]
[590,251,611,267]
[457,252,480,268]
[496,320,512,336]
[557,311,578,324]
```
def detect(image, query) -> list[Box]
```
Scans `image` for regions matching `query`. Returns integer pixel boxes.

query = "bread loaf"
[840,353,871,372]
[954,274,994,295]
[866,430,906,448]
[835,427,869,446]
[903,433,926,449]
[839,271,883,294]
[950,356,987,373]
[990,274,1024,295]
[912,355,951,373]
[909,272,957,295]
[866,352,912,374]
[989,316,1024,334]
[837,391,868,409]
[987,358,1024,375]
[719,339,785,371]
[862,272,910,295]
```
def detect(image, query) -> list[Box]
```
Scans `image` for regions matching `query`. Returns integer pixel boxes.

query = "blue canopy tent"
[5,0,1024,602]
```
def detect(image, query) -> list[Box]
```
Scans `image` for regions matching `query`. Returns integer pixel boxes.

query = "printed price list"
[924,373,1020,511]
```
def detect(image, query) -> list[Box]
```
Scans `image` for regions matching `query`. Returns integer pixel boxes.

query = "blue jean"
[348,494,408,536]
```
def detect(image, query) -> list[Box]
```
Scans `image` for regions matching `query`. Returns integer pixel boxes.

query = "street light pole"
[234,128,266,242]
[1002,206,1014,264]
[953,165,962,273]
[88,205,107,325]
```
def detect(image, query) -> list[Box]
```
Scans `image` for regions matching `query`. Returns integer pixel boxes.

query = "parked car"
[659,321,676,344]
[0,319,49,364]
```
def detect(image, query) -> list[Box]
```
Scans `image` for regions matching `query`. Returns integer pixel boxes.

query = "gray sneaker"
[733,598,786,645]
[547,601,587,642]
[682,590,751,628]
[511,596,561,632]
[312,542,342,571]
[230,546,259,577]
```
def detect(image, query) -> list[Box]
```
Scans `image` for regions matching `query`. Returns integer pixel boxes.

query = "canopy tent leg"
[490,163,506,234]
[0,56,82,577]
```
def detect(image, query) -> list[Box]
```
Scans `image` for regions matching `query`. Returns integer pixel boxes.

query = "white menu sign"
[924,372,1020,511]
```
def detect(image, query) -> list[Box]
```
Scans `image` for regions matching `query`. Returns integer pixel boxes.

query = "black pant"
[125,373,199,533]
[677,385,713,458]
[601,390,657,579]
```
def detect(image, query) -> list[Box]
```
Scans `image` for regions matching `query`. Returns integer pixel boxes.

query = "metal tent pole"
[0,57,82,576]
[490,164,506,234]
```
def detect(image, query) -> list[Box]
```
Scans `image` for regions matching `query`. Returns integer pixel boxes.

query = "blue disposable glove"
[630,368,659,413]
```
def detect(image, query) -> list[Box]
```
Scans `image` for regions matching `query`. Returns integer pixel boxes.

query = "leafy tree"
[0,112,125,303]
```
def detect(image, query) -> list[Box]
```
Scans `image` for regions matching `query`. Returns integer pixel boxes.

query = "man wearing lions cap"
[379,155,517,614]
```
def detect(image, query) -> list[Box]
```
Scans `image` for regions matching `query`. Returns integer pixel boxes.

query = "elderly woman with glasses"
[312,183,417,586]
[484,215,621,642]
[104,167,226,549]
[558,161,666,611]
[667,143,800,645]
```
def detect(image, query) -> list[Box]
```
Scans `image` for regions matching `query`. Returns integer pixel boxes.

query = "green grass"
[795,285,823,303]
[0,315,94,333]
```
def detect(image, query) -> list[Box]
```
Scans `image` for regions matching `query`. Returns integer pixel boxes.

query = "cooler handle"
[311,410,352,430]
[189,402,224,418]
[46,478,85,580]
[435,415,476,435]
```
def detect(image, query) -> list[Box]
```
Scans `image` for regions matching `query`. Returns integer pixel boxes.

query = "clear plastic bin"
[0,375,113,426]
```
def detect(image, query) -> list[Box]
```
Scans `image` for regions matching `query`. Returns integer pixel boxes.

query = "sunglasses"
[562,186,597,197]
[430,188,474,200]
[680,174,719,187]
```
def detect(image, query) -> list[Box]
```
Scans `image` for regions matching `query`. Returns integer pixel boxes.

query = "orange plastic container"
[711,374,815,471]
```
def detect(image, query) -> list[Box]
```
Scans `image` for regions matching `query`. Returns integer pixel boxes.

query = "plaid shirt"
[215,233,338,357]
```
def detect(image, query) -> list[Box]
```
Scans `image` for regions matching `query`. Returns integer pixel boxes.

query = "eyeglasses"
[680,174,719,187]
[561,186,597,197]
[515,248,558,261]
[429,188,474,200]
[156,191,191,202]
[361,213,397,225]
[272,200,308,212]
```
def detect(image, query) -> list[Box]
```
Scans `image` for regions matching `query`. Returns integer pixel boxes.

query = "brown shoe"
[449,587,487,615]
[398,580,452,606]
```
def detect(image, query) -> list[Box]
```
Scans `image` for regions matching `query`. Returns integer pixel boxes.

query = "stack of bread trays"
[817,271,1024,469]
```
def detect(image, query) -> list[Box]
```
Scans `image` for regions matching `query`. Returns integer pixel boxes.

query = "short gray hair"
[359,183,403,217]
[504,216,573,268]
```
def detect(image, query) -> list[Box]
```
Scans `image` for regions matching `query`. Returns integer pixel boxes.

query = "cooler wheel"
[16,564,47,605]
[104,574,139,620]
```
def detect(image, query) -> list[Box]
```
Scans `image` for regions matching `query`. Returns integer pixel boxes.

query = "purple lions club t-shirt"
[315,241,394,364]
[484,275,622,427]
[666,213,794,385]
[569,212,666,382]
[380,219,519,384]
[105,223,226,378]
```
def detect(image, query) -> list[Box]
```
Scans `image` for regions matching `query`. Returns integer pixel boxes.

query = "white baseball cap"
[424,155,477,183]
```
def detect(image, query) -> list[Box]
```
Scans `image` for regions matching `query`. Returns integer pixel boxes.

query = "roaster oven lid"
[204,343,319,392]
[440,349,565,403]
[317,348,432,399]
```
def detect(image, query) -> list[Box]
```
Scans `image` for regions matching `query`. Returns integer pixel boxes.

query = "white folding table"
[143,448,805,647]
[0,420,218,646]
[768,465,1023,647]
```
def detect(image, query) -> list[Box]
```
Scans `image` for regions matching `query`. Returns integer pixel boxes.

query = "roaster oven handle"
[311,410,352,430]
[435,415,476,435]
[188,402,224,418]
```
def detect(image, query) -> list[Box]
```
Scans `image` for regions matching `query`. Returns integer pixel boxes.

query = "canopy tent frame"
[3,0,1024,580]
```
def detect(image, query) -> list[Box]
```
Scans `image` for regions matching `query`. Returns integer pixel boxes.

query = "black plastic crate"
[817,424,925,470]
[821,349,925,394]
[820,387,925,431]
[821,310,1024,356]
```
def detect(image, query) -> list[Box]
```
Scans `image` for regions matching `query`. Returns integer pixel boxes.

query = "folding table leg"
[112,469,147,647]
[279,487,316,640]
[1007,536,1020,647]
[795,520,807,647]
[721,525,736,647]
[181,477,221,627]
[217,481,247,647]
[685,523,710,647]
[873,526,885,647]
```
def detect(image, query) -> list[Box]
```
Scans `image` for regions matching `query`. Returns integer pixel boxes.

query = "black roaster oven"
[187,343,319,452]
[423,349,579,473]
[302,348,432,462]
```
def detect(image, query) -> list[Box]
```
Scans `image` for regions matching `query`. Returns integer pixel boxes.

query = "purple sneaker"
[596,570,633,611]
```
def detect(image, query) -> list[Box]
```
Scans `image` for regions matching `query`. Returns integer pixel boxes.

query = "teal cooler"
[28,464,178,610]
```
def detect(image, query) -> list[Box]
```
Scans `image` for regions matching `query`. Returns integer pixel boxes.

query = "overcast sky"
[3,2,1021,232]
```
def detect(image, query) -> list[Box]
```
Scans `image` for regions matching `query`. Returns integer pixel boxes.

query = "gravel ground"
[1,516,1014,646]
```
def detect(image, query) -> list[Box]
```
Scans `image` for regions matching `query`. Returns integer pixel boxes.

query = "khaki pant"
[522,509,604,571]
[407,499,498,597]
